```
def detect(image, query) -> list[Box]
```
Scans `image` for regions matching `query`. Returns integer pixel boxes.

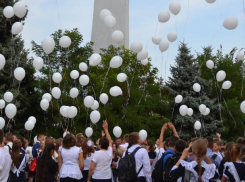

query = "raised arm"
[159,123,168,145]
[103,120,112,147]
[168,122,179,138]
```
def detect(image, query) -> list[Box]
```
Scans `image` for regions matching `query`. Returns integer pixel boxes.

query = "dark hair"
[230,144,242,161]
[237,137,245,146]
[99,137,109,150]
[112,142,119,148]
[11,140,22,168]
[82,138,94,159]
[0,130,4,143]
[36,144,55,182]
[76,137,85,148]
[129,132,139,145]
[206,136,213,149]
[241,155,245,162]
[168,136,179,148]
[18,136,25,149]
[175,139,187,153]
[37,134,44,140]
[76,133,83,138]
[147,141,155,151]
[45,137,55,146]
[5,132,13,142]
[123,134,129,143]
[165,138,170,148]
[55,139,62,152]
[224,142,235,162]
[63,134,76,149]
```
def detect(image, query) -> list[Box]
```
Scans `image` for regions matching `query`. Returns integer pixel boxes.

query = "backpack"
[117,147,143,182]
[152,151,172,182]
[163,153,182,182]
[7,144,12,154]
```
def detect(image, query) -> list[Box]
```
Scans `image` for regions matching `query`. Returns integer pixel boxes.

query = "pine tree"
[166,43,223,140]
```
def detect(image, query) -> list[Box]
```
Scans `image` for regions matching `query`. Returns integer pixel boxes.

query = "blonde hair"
[116,146,124,158]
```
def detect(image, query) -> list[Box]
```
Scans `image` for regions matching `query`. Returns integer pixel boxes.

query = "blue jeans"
[112,169,117,182]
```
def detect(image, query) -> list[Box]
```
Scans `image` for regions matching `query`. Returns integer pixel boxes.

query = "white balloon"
[206,0,216,3]
[169,1,181,15]
[42,37,55,55]
[67,106,78,118]
[0,117,5,129]
[59,36,71,48]
[0,100,5,109]
[89,53,102,66]
[223,16,238,30]
[11,22,23,35]
[60,106,69,117]
[110,56,123,68]
[14,67,25,81]
[167,32,177,42]
[194,121,201,130]
[236,52,244,61]
[222,81,232,90]
[25,120,35,131]
[52,73,62,83]
[51,87,61,99]
[104,15,116,28]
[130,41,143,53]
[203,108,210,116]
[91,100,99,110]
[79,74,90,86]
[99,93,109,105]
[179,105,188,116]
[90,110,101,124]
[112,30,124,44]
[117,73,127,82]
[158,11,170,23]
[113,126,122,138]
[137,49,148,60]
[13,2,27,18]
[40,99,49,111]
[70,88,79,98]
[85,127,93,137]
[159,40,169,52]
[84,96,95,108]
[199,104,207,114]
[193,83,201,92]
[110,86,122,97]
[187,108,193,116]
[79,62,88,72]
[175,95,183,104]
[216,70,226,82]
[139,130,147,141]
[100,9,112,21]
[152,36,162,45]
[206,60,214,69]
[3,6,14,18]
[141,59,149,65]
[4,92,13,103]
[33,57,43,70]
[0,54,6,70]
[240,101,245,114]
[42,93,52,102]
[5,103,17,119]
[70,70,79,80]
[28,116,36,124]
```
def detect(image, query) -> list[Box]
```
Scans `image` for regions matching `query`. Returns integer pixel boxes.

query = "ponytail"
[230,144,241,161]
[197,155,202,182]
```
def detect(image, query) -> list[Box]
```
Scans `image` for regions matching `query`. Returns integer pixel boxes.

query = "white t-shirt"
[84,153,94,170]
[0,147,12,182]
[92,147,112,179]
[4,142,13,153]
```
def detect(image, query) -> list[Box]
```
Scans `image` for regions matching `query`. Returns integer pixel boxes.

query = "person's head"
[99,137,109,150]
[82,138,94,158]
[168,136,179,149]
[236,137,245,146]
[13,134,18,141]
[45,137,55,146]
[55,138,62,152]
[76,133,84,138]
[206,136,213,149]
[43,143,55,157]
[24,139,29,149]
[229,144,242,161]
[216,141,223,151]
[11,140,22,167]
[175,139,187,153]
[123,134,129,144]
[4,132,13,143]
[116,138,122,145]
[164,138,170,150]
[129,132,140,145]
[0,130,4,145]
[213,142,219,153]
[63,134,76,149]
[156,139,160,146]
[112,143,118,152]
[76,137,85,148]
[37,134,45,142]
[147,141,155,151]
[224,142,235,162]
[18,136,25,149]
[116,146,125,158]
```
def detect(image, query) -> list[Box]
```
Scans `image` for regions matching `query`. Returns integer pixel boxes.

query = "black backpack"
[117,147,143,182]
[152,151,172,182]
[163,153,182,182]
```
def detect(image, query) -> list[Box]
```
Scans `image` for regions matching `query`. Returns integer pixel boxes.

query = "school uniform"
[223,161,245,182]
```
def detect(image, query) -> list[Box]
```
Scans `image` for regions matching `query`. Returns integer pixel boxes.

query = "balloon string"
[171,103,176,121]
[138,82,146,106]
[28,130,32,143]
[44,112,48,135]
[51,100,54,118]
[179,118,183,133]
[17,81,20,95]
[211,25,222,46]
[100,67,110,94]
[103,104,107,121]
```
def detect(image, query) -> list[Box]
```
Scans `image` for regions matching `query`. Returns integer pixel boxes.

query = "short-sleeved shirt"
[223,161,245,182]
[92,147,112,179]
[0,147,12,182]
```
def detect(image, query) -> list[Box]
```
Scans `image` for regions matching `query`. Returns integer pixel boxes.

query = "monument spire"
[91,0,129,53]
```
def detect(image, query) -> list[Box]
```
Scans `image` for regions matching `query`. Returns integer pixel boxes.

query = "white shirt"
[4,142,13,153]
[0,147,12,182]
[122,144,152,182]
[92,147,112,179]
[59,146,83,180]
[119,143,129,150]
[84,153,94,170]
[53,151,58,163]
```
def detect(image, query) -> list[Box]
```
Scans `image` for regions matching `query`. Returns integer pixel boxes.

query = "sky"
[20,0,245,80]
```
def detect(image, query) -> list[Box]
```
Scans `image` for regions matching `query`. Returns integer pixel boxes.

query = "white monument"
[91,0,129,53]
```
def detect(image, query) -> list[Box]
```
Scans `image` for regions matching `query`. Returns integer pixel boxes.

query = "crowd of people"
[0,121,245,182]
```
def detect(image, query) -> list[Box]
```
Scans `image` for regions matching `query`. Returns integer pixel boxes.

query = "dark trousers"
[60,177,81,182]
[81,170,88,182]
[134,177,146,182]
[91,178,112,182]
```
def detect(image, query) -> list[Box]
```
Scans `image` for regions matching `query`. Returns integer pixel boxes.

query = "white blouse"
[59,146,83,180]
[84,153,94,171]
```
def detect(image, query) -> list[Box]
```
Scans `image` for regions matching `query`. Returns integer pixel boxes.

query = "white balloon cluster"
[25,116,36,131]
[199,104,210,116]
[60,106,78,118]
[100,9,116,28]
